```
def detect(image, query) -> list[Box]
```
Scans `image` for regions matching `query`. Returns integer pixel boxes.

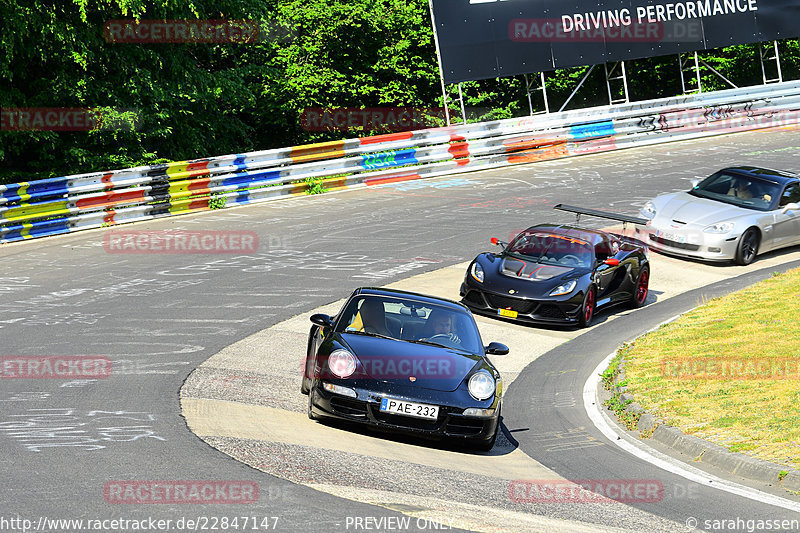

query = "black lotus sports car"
[301,288,509,451]
[460,205,651,327]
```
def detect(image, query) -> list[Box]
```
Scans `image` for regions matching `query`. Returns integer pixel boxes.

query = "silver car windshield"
[689,172,780,211]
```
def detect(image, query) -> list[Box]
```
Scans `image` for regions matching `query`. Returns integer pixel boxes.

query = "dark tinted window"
[780,183,800,207]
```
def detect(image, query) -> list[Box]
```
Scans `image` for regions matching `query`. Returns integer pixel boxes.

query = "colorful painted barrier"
[2,81,800,243]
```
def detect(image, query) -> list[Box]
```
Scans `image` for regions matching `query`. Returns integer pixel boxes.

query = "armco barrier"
[2,81,800,243]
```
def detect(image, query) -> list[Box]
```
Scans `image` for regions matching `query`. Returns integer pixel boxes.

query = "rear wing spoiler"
[554,204,649,226]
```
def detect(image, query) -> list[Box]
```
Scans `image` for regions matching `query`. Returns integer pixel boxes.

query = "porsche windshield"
[506,232,593,267]
[689,172,781,211]
[335,295,483,354]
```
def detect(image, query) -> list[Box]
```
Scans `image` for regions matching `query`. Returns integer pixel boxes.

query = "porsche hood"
[339,333,482,392]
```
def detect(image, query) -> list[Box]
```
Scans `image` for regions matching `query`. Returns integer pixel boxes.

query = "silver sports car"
[635,166,800,265]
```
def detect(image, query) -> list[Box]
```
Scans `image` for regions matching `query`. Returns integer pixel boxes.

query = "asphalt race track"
[2,125,800,532]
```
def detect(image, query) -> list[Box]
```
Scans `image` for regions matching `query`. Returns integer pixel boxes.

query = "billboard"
[431,0,800,84]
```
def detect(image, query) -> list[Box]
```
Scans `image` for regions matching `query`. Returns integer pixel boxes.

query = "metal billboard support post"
[558,65,596,112]
[457,83,467,124]
[427,0,450,126]
[604,61,629,105]
[760,41,784,84]
[524,72,550,115]
[698,58,738,89]
[678,53,702,94]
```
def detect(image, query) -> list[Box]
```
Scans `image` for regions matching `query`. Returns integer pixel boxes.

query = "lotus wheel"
[578,286,596,328]
[630,266,650,309]
[735,228,759,266]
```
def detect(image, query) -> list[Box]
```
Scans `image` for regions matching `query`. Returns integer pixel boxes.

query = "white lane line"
[584,350,800,513]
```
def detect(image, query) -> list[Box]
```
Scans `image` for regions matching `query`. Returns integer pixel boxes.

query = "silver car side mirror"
[781,202,800,214]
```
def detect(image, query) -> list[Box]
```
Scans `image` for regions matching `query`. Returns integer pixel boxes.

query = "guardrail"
[2,81,800,243]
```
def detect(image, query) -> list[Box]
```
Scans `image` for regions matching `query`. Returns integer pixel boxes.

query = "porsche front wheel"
[307,388,320,420]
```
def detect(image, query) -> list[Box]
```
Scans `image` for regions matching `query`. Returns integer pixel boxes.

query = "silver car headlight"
[641,201,656,219]
[704,222,734,234]
[471,262,485,283]
[468,370,495,401]
[328,349,356,378]
[549,279,577,296]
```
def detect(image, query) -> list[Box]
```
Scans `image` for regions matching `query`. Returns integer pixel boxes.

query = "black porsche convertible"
[460,210,650,327]
[301,288,508,451]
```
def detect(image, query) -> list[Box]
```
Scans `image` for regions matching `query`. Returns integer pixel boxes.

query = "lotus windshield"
[507,231,593,267]
[689,172,780,211]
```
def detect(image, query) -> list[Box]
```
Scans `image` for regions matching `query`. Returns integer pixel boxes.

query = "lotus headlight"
[468,370,495,401]
[641,201,656,219]
[328,349,356,378]
[704,222,734,234]
[471,262,485,283]
[549,279,577,296]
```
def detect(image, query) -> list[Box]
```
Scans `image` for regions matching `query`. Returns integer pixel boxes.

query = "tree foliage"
[0,0,797,184]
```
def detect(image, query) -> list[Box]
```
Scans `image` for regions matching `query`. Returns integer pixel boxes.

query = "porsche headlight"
[471,262,485,283]
[328,349,356,378]
[641,201,656,219]
[468,370,495,401]
[704,222,734,234]
[549,279,577,296]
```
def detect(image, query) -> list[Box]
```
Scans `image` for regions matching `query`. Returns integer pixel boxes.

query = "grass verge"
[618,267,800,469]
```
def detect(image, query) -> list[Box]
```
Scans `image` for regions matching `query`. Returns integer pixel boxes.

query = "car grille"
[536,304,566,319]
[464,291,486,307]
[373,410,440,430]
[445,417,485,436]
[330,397,368,418]
[485,293,536,314]
[648,234,701,251]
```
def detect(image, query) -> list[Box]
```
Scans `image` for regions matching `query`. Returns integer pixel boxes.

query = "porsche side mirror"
[604,258,620,266]
[781,202,799,213]
[310,314,334,328]
[485,342,509,356]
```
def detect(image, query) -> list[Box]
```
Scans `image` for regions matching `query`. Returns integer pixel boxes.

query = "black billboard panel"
[431,0,800,84]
